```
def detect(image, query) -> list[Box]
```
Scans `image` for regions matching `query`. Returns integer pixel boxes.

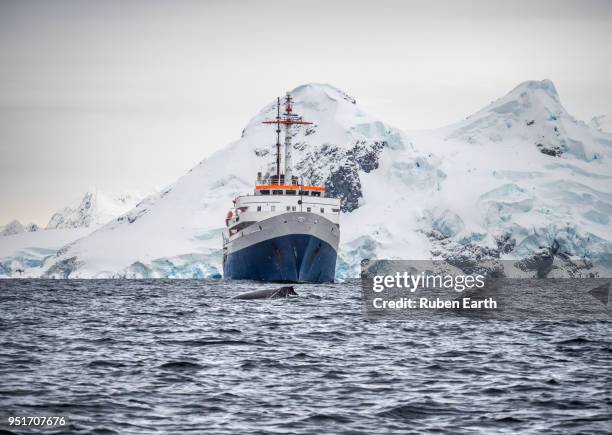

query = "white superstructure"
[225,183,340,240]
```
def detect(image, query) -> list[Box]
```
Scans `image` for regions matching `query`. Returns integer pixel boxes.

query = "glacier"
[3,80,611,279]
[0,228,93,277]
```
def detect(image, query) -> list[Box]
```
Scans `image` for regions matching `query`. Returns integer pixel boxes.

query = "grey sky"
[1,0,611,225]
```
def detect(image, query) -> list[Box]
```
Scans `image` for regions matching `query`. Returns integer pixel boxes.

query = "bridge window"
[311,191,321,197]
[320,208,324,213]
[332,208,340,213]
[285,190,296,195]
[299,190,309,196]
[306,207,311,212]
[292,206,296,211]
[286,206,291,211]
[257,206,261,211]
[272,190,283,195]
[260,190,270,195]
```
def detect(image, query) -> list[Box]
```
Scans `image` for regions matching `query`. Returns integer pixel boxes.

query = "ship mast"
[262,92,312,184]
[275,97,281,179]
[282,93,295,181]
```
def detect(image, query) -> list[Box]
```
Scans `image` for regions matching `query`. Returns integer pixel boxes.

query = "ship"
[222,93,341,283]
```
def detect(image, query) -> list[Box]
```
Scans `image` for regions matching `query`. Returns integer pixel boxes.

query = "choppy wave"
[0,279,610,434]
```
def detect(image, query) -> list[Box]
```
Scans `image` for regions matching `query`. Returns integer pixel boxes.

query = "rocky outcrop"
[296,141,386,212]
[42,256,81,279]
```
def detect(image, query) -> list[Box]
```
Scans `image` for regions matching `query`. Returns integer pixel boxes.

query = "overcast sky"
[1,0,611,225]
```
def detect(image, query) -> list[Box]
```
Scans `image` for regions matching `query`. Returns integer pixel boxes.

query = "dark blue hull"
[223,234,337,283]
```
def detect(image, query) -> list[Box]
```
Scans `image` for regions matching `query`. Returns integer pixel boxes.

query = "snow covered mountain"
[589,114,612,134]
[404,80,612,276]
[37,81,612,278]
[0,220,39,237]
[47,190,144,229]
[0,190,144,277]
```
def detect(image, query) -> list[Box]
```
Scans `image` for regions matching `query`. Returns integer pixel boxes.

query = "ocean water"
[0,279,610,434]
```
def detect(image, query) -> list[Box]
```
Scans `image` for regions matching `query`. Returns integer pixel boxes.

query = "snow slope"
[39,81,612,278]
[589,114,612,134]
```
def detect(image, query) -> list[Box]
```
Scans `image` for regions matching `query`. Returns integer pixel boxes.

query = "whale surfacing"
[234,286,298,300]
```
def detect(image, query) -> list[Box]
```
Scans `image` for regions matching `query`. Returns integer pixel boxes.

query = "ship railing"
[257,179,300,186]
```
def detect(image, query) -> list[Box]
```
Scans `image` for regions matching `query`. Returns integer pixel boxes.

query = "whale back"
[234,286,297,300]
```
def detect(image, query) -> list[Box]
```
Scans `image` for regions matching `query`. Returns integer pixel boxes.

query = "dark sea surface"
[0,279,611,434]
